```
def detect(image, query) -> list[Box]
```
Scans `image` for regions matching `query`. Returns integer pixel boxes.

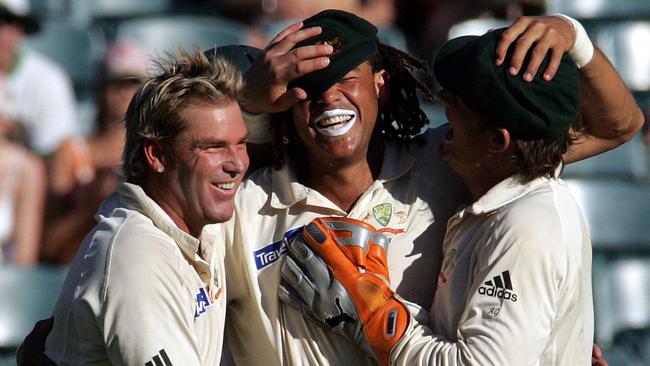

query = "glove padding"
[279,217,409,366]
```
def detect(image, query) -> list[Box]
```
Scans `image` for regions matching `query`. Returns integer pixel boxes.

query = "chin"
[206,205,235,224]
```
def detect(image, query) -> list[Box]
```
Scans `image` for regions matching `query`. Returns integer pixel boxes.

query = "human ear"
[374,69,388,101]
[143,140,166,173]
[488,128,512,153]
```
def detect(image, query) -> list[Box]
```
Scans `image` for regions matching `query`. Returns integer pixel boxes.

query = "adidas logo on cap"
[478,270,518,302]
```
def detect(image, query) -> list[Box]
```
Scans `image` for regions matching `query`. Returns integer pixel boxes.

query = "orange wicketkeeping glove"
[279,217,409,366]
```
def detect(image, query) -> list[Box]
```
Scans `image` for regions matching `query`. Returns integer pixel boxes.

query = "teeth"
[217,182,235,190]
[313,109,357,137]
[317,115,351,127]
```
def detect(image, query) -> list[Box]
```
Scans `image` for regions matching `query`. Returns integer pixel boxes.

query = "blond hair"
[122,49,243,184]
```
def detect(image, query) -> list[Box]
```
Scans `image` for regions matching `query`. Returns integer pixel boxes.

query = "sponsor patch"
[372,203,392,226]
[194,287,212,318]
[254,227,302,270]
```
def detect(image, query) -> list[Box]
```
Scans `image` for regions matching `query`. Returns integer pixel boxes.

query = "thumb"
[273,88,308,111]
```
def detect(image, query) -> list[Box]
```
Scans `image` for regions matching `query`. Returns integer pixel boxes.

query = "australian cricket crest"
[372,203,392,227]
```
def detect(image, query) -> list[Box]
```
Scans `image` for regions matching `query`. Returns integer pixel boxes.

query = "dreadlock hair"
[369,43,432,141]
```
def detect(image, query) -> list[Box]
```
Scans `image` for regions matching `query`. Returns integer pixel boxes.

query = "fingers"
[518,31,553,81]
[265,24,332,81]
[539,43,564,81]
[591,343,609,366]
[495,17,532,66]
[287,235,331,286]
[506,22,544,79]
[281,46,331,82]
[273,88,308,110]
[267,21,304,47]
[496,16,570,82]
[280,255,317,306]
[268,25,324,55]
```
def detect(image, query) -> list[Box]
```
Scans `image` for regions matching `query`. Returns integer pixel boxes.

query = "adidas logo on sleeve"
[145,349,173,366]
[478,270,518,302]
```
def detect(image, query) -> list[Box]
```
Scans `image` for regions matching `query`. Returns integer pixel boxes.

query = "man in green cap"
[279,26,599,365]
[221,9,640,366]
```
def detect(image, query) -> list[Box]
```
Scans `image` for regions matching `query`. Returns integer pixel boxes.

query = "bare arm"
[13,152,46,266]
[494,15,644,163]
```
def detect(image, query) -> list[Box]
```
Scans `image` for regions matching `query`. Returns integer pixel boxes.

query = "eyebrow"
[190,133,249,148]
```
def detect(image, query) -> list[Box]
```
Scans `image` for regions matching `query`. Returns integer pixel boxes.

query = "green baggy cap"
[288,9,379,98]
[434,28,580,141]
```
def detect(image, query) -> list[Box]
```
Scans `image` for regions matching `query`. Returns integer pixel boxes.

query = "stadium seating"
[0,265,67,364]
[66,0,173,25]
[566,179,650,250]
[586,20,650,92]
[25,19,105,96]
[545,0,650,18]
[565,178,650,366]
[563,134,649,183]
[114,15,250,59]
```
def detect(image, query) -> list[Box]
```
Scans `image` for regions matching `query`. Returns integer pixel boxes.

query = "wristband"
[555,14,594,68]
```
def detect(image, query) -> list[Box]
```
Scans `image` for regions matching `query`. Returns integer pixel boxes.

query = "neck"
[142,177,200,238]
[463,159,518,201]
[303,139,384,212]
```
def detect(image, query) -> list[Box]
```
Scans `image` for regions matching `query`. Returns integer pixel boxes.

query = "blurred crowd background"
[0,0,649,364]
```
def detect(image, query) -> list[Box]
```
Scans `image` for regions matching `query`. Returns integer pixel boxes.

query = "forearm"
[14,157,46,265]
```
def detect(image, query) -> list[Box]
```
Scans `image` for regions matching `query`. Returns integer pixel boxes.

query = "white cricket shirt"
[390,173,594,365]
[45,183,226,365]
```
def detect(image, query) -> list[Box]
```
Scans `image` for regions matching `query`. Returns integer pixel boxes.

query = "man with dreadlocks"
[216,9,641,366]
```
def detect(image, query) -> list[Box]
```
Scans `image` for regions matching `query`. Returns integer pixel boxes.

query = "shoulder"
[106,212,184,276]
[73,202,186,296]
[490,180,584,258]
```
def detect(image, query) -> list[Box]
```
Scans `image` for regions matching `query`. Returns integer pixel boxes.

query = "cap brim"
[204,45,261,74]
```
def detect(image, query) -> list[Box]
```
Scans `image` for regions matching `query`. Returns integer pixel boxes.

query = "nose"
[315,84,343,106]
[223,146,249,177]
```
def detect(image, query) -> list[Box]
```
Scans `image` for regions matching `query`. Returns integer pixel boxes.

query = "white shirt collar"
[269,140,416,210]
[466,164,563,215]
[116,182,202,261]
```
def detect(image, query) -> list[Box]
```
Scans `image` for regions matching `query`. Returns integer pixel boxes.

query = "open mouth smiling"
[312,109,357,137]
[216,182,235,190]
